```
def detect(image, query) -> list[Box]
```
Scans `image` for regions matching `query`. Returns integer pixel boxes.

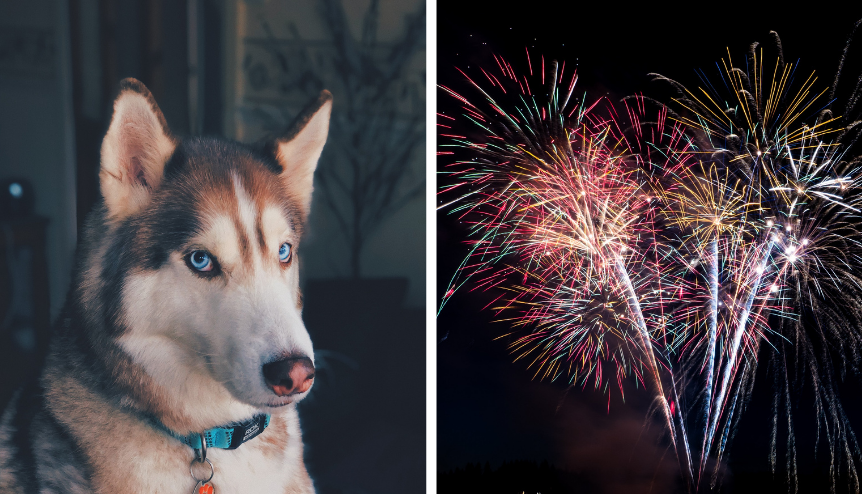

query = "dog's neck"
[38,356,311,493]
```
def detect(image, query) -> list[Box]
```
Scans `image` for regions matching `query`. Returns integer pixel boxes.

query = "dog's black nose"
[262,356,315,396]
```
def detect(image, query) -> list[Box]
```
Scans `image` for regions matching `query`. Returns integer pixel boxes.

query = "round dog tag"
[192,481,214,494]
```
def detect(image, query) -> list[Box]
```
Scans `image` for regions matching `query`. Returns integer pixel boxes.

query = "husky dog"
[0,79,331,493]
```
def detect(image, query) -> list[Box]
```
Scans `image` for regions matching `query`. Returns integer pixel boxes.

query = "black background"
[437,2,862,493]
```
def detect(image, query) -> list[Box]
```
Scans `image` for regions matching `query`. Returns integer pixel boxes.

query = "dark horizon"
[437,3,862,492]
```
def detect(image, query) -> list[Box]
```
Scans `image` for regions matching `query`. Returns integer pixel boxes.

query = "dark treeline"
[438,460,595,494]
[438,460,858,493]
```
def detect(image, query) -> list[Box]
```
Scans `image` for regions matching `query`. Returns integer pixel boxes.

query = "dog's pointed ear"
[272,90,332,219]
[100,78,176,220]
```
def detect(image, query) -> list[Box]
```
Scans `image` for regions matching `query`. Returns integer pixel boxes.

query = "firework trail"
[645,30,862,490]
[437,53,698,477]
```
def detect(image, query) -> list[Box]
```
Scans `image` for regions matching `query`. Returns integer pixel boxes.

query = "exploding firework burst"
[437,53,696,474]
[442,58,642,386]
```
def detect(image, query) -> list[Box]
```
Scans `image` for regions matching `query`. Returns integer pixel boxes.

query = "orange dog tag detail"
[193,482,214,494]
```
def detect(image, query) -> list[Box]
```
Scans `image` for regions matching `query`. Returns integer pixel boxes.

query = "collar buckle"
[225,414,269,450]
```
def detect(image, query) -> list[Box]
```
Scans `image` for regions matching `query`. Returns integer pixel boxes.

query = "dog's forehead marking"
[188,179,295,275]
[231,173,259,264]
[225,171,296,270]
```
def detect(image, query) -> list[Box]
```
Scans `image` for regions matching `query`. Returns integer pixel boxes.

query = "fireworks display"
[440,29,862,491]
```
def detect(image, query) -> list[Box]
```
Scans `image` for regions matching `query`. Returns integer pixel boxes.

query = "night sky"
[437,3,862,492]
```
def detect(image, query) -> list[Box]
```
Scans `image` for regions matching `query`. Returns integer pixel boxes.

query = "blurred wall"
[0,0,78,319]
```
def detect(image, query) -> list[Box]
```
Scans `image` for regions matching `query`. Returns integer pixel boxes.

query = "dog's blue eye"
[189,250,214,272]
[279,243,292,262]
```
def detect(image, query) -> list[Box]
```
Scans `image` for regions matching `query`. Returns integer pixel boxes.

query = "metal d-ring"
[195,433,207,463]
[189,432,213,484]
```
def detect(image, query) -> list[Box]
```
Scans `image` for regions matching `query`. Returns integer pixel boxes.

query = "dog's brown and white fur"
[0,79,331,493]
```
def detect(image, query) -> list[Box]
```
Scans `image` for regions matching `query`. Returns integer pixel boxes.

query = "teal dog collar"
[161,414,271,450]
